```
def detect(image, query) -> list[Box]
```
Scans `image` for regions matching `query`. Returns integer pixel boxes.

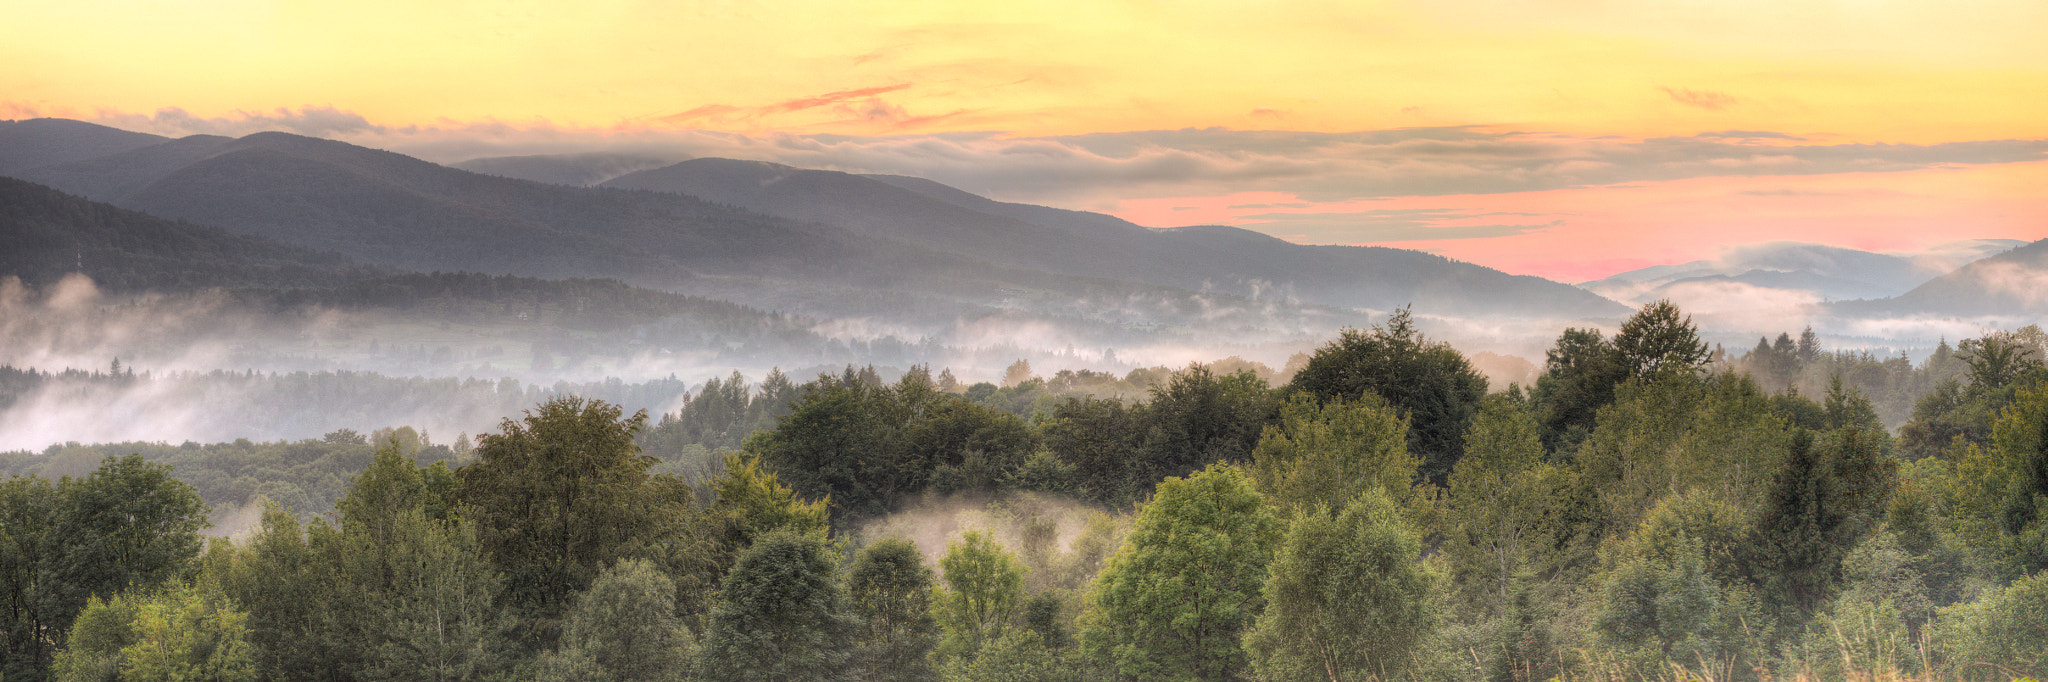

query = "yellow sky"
[7,0,2048,143]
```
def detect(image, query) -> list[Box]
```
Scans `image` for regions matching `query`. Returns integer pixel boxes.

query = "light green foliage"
[1081,464,1280,682]
[937,531,1026,660]
[1441,396,1555,617]
[1935,568,2048,680]
[1243,489,1435,682]
[1792,533,1928,680]
[1949,380,2048,576]
[846,538,940,682]
[1593,493,1765,680]
[363,510,505,682]
[712,451,831,545]
[52,583,254,682]
[1571,373,1792,562]
[48,593,137,682]
[1250,392,1418,514]
[539,559,692,682]
[2,456,209,681]
[938,631,1075,682]
[696,531,855,682]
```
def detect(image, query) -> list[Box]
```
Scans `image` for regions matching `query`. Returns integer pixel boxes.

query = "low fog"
[3,255,2038,456]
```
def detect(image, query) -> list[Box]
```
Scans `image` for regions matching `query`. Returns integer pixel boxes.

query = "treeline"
[6,302,2048,681]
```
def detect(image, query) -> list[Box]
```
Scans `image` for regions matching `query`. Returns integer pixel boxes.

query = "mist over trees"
[5,300,2048,681]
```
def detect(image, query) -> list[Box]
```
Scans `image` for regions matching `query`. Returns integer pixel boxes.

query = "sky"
[5,0,2045,282]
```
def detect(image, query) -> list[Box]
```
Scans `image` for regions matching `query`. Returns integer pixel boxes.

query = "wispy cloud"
[1660,86,1739,110]
[655,84,915,126]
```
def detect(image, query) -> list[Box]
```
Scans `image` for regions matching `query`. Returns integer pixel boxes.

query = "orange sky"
[5,0,2045,280]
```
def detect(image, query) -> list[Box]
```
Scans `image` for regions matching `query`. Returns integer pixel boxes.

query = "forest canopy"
[5,301,2048,681]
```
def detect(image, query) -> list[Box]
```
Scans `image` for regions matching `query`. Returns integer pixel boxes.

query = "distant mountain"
[9,120,1626,327]
[11,131,896,283]
[453,153,675,187]
[1843,239,2048,316]
[605,158,1629,319]
[5,126,1321,334]
[0,176,368,291]
[1582,240,2025,303]
[0,119,168,174]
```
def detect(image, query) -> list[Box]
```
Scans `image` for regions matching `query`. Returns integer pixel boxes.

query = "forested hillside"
[0,177,370,291]
[6,301,2047,681]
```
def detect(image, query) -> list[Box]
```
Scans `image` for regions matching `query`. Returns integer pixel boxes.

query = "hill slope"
[1847,239,2048,316]
[604,159,1630,319]
[0,176,368,290]
[0,119,168,175]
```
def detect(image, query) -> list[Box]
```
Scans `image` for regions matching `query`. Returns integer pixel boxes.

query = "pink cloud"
[1104,161,2048,283]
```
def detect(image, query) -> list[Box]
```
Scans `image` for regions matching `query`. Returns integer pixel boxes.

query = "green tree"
[1,473,61,680]
[37,455,209,651]
[1081,464,1280,682]
[1527,327,1626,450]
[51,583,255,682]
[1592,493,1765,679]
[1040,397,1147,506]
[1611,300,1711,382]
[1440,396,1552,617]
[1287,307,1487,485]
[936,531,1025,661]
[1249,392,1417,514]
[1948,380,2048,576]
[455,397,659,646]
[539,559,692,682]
[1746,428,1896,621]
[696,531,855,682]
[846,538,940,682]
[1135,366,1278,496]
[363,509,505,682]
[1935,568,2048,680]
[1243,489,1435,682]
[216,504,358,681]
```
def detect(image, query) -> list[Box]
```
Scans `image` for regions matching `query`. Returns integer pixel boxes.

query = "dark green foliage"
[1611,299,1711,382]
[454,397,661,648]
[1528,327,1627,452]
[1746,429,1897,622]
[744,369,1036,523]
[845,539,940,682]
[1040,396,1148,506]
[1287,307,1486,484]
[0,456,208,681]
[1132,365,1278,497]
[542,559,692,682]
[0,176,367,292]
[697,532,856,682]
[37,456,210,645]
